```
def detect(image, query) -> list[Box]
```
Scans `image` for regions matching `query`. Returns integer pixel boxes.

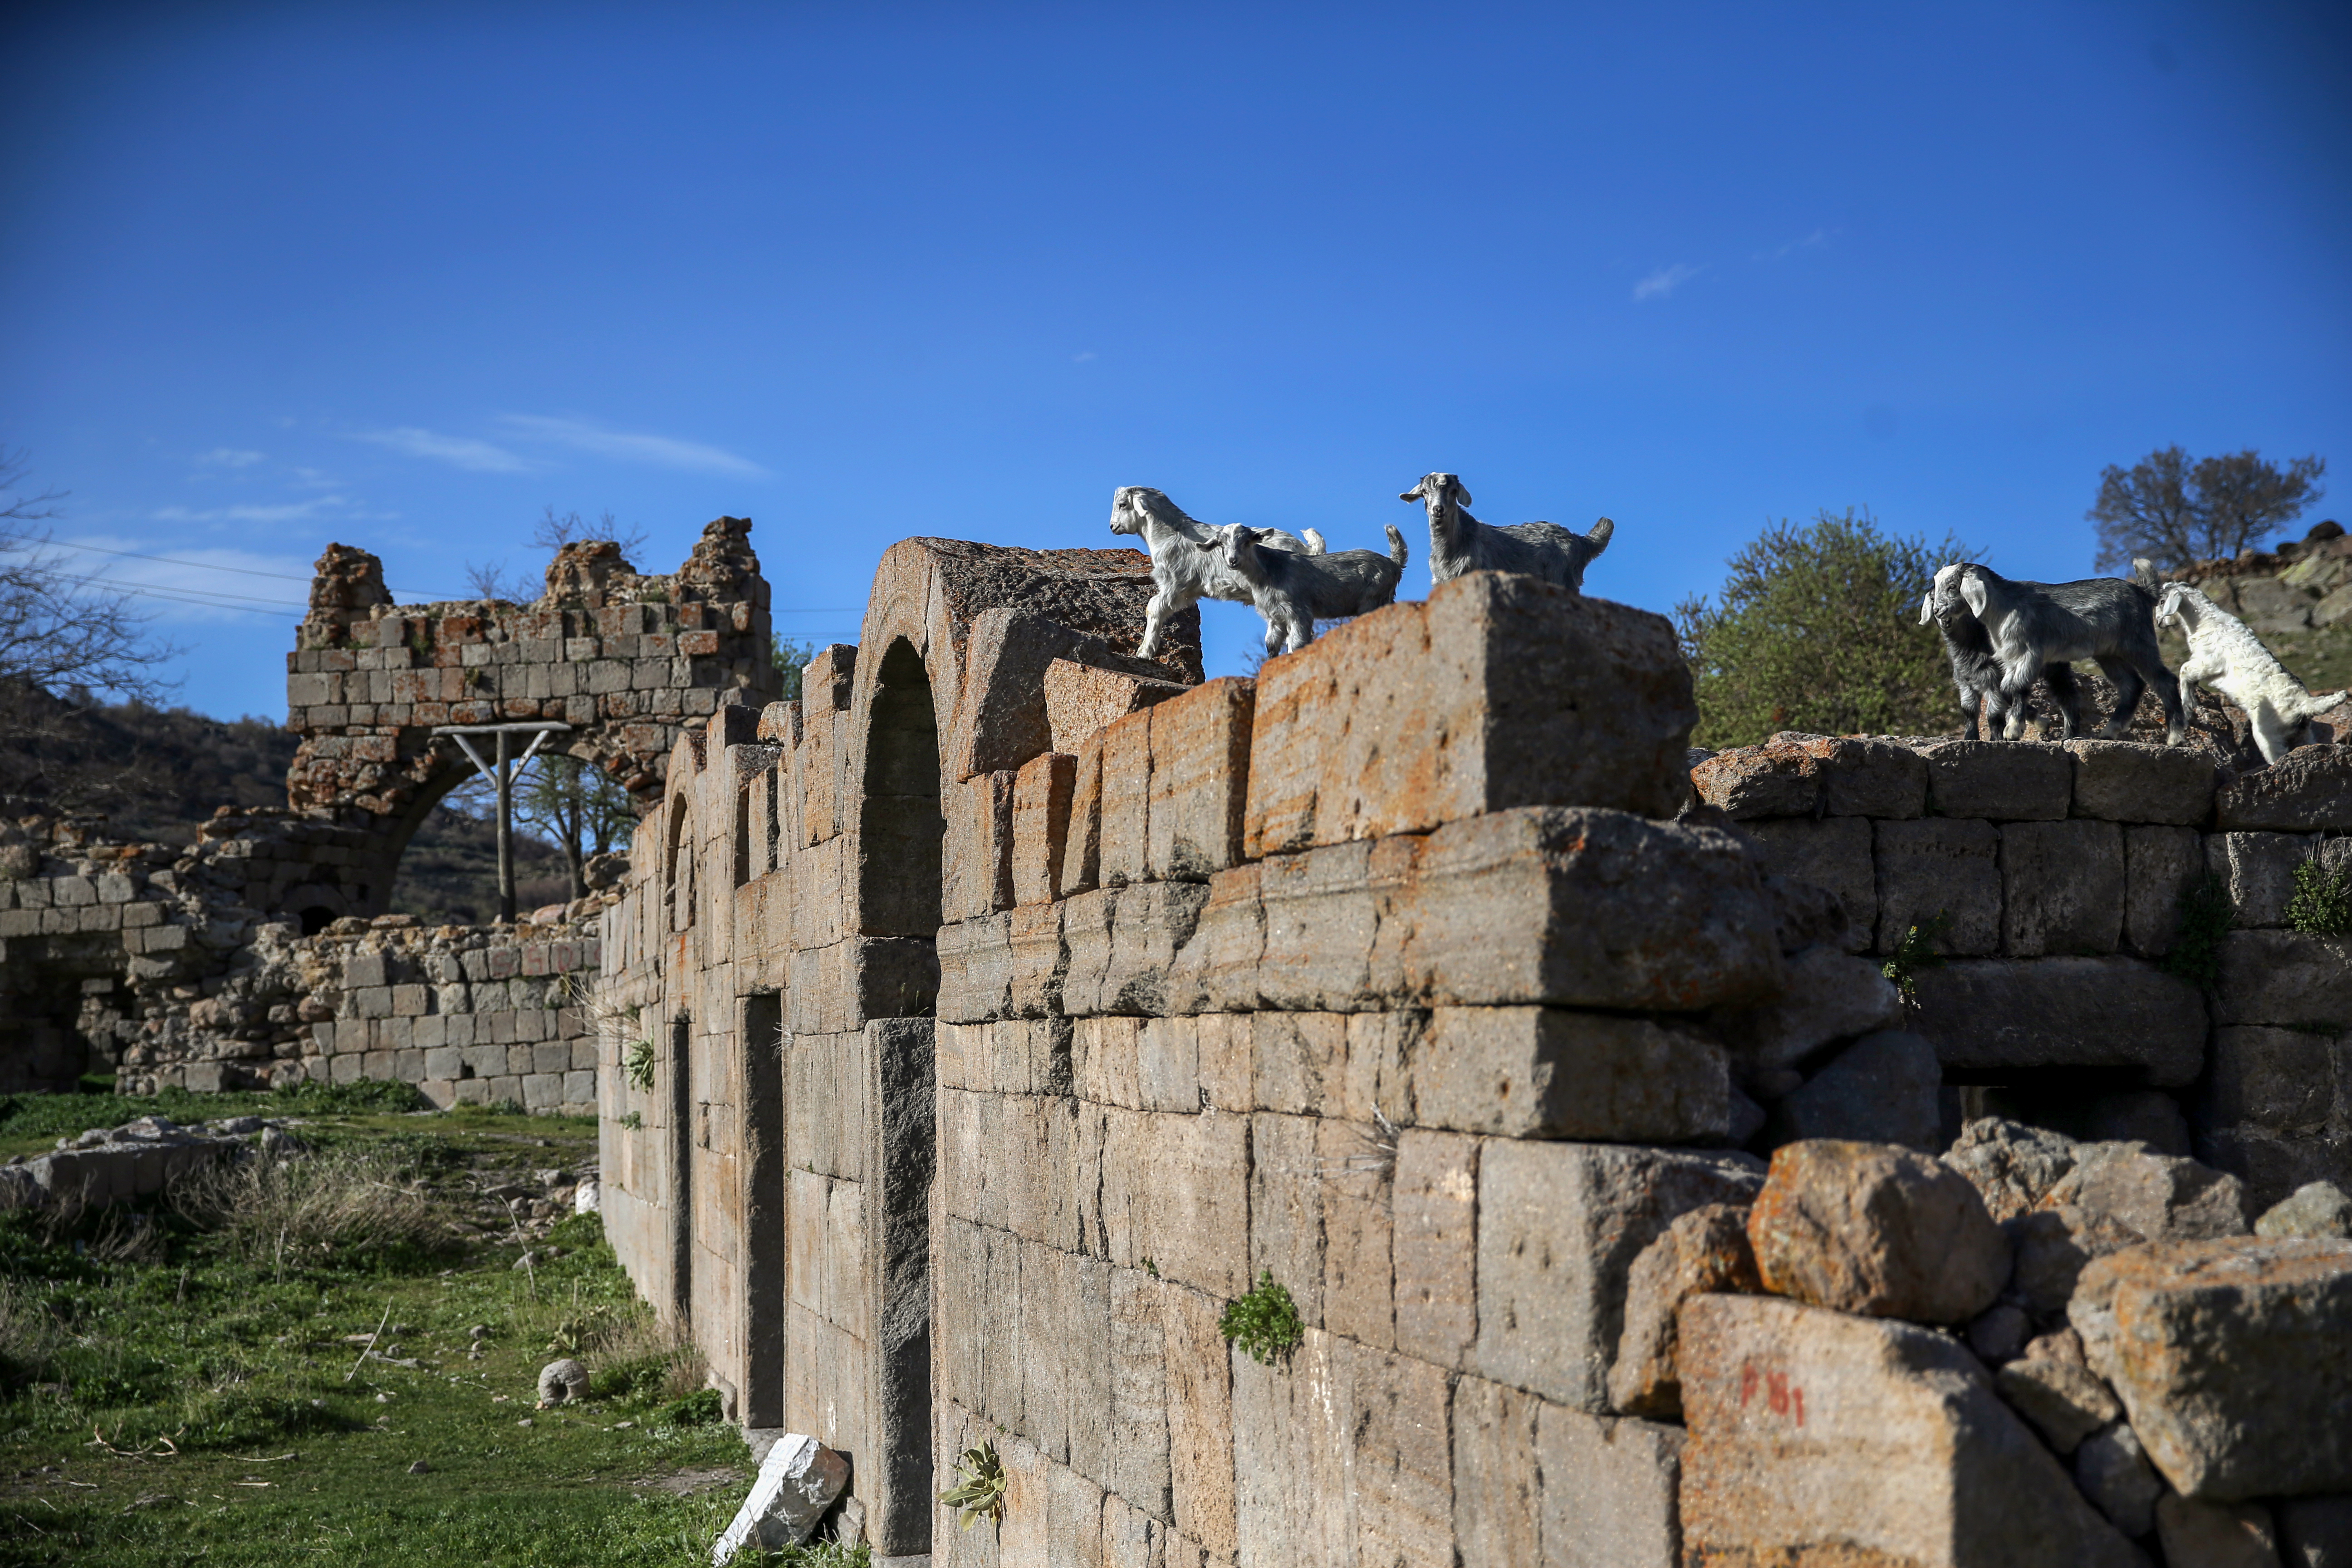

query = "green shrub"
[1220,1270,1304,1366]
[2285,854,2352,936]
[623,1037,656,1091]
[939,1438,1006,1531]
[1880,912,1950,1004]
[658,1387,725,1426]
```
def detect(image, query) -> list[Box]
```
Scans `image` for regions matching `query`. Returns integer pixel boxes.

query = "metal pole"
[495,728,515,924]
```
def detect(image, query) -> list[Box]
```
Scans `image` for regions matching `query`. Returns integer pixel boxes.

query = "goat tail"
[1588,517,1615,551]
[1384,524,1410,568]
[1302,528,1328,556]
[2131,557,2159,590]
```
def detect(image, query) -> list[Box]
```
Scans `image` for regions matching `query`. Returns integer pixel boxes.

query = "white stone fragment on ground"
[573,1176,600,1215]
[711,1432,849,1563]
[2257,1181,2352,1241]
[537,1358,589,1406]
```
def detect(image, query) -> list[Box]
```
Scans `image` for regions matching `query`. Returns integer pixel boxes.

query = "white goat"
[2155,582,2335,764]
[1221,522,1408,656]
[1108,486,1326,658]
[1399,472,1614,592]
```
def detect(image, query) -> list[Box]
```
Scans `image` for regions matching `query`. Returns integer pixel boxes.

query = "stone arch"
[856,636,946,957]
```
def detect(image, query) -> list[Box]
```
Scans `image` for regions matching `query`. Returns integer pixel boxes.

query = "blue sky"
[2,1,2347,720]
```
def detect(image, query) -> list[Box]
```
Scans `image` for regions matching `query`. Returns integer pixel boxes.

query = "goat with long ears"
[1400,472,1613,593]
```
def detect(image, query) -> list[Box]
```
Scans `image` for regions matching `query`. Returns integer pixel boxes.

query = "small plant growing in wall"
[617,1110,643,1131]
[2286,852,2352,937]
[1220,1270,1304,1366]
[1880,912,1950,1004]
[2163,873,2234,990]
[622,1037,656,1091]
[939,1438,1006,1531]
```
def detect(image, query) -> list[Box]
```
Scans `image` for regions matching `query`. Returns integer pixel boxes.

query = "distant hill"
[0,681,571,921]
[2170,519,2352,696]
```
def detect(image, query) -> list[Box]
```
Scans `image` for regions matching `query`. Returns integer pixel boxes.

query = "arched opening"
[297,905,337,936]
[857,638,945,961]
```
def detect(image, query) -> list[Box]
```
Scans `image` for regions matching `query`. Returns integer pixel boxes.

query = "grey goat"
[1918,586,2082,739]
[1221,522,1409,657]
[1400,472,1614,592]
[1940,561,2184,743]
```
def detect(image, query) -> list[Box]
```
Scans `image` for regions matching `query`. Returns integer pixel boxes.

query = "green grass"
[0,1080,583,1164]
[0,1102,858,1567]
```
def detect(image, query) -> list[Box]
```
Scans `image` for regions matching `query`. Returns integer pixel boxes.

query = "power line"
[44,539,319,583]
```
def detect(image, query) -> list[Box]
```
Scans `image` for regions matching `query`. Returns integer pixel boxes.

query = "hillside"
[2171,518,2352,695]
[0,682,573,922]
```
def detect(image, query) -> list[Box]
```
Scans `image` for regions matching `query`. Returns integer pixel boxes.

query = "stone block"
[1410,1005,1730,1143]
[1474,1140,1763,1410]
[1873,816,2003,956]
[1747,1139,2010,1324]
[2073,1237,2352,1500]
[1741,815,1875,953]
[1011,751,1078,906]
[1098,1108,1249,1297]
[1392,1129,1480,1371]
[2064,739,2218,824]
[2209,830,2314,927]
[1244,574,1693,858]
[1450,1376,1542,1568]
[1711,945,1903,1079]
[2001,818,2125,956]
[1775,1029,1943,1151]
[1146,678,1254,881]
[1107,1267,1171,1520]
[1063,729,1106,897]
[1692,733,1928,820]
[1043,656,1188,757]
[1097,707,1153,889]
[2215,931,2352,1030]
[1230,1329,1453,1568]
[1909,957,2208,1086]
[1920,740,2074,821]
[1608,1203,1760,1421]
[2216,746,2352,830]
[2127,823,2207,956]
[2205,1026,2336,1137]
[1677,1294,2144,1568]
[1536,1405,1686,1568]
[1157,1281,1236,1558]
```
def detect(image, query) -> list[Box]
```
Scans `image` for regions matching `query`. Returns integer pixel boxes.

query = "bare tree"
[2090,445,2328,572]
[512,752,637,899]
[461,559,537,603]
[0,447,186,805]
[531,505,647,559]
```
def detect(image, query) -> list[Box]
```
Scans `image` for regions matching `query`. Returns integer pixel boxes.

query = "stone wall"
[599,530,2352,1564]
[1699,734,2352,1211]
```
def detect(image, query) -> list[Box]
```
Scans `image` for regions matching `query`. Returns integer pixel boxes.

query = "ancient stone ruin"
[6,516,2352,1563]
[594,535,2352,1563]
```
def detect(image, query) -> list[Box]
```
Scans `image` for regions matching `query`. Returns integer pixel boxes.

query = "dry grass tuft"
[173,1145,451,1267]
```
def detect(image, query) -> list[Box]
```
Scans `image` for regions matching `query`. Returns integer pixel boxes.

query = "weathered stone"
[1873,816,2004,956]
[2044,1143,2253,1244]
[1144,677,1254,881]
[2072,1238,2352,1499]
[2209,832,2314,927]
[1010,750,1078,906]
[1908,957,2207,1086]
[1677,1294,2146,1568]
[2004,1205,2147,1316]
[2157,1494,2284,1568]
[1534,1405,1685,1568]
[1474,1140,1762,1410]
[1761,871,1852,956]
[1711,946,1902,1083]
[2075,1420,2164,1538]
[1392,1130,1480,1371]
[1945,1116,2085,1222]
[2065,739,2220,824]
[1243,574,1694,858]
[2127,822,2207,957]
[1411,1005,1729,1144]
[2215,931,2352,1031]
[1775,1029,1942,1151]
[1607,1203,1760,1419]
[2216,746,2352,831]
[2258,1181,2352,1240]
[1042,656,1187,757]
[1993,1330,2122,1453]
[537,1357,590,1405]
[2001,818,2126,956]
[1920,739,2075,820]
[1692,733,1929,820]
[1743,816,1875,953]
[1748,1139,2010,1323]
[712,1432,851,1561]
[1966,1301,2031,1363]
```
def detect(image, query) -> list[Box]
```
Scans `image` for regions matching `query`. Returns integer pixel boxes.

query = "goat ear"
[1917,593,1934,626]
[1959,573,1988,618]
[1454,484,1471,507]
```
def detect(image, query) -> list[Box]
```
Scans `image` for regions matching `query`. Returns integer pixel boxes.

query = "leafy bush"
[659,1387,725,1426]
[2285,853,2352,936]
[1220,1270,1304,1366]
[1880,913,1950,1005]
[1675,510,1973,748]
[623,1037,656,1091]
[939,1438,1006,1531]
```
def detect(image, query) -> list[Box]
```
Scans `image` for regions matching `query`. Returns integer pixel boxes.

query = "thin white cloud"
[497,414,767,478]
[152,498,353,524]
[29,535,320,623]
[1754,229,1831,262]
[196,447,266,467]
[1632,263,1705,302]
[1072,351,1097,363]
[352,426,534,473]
